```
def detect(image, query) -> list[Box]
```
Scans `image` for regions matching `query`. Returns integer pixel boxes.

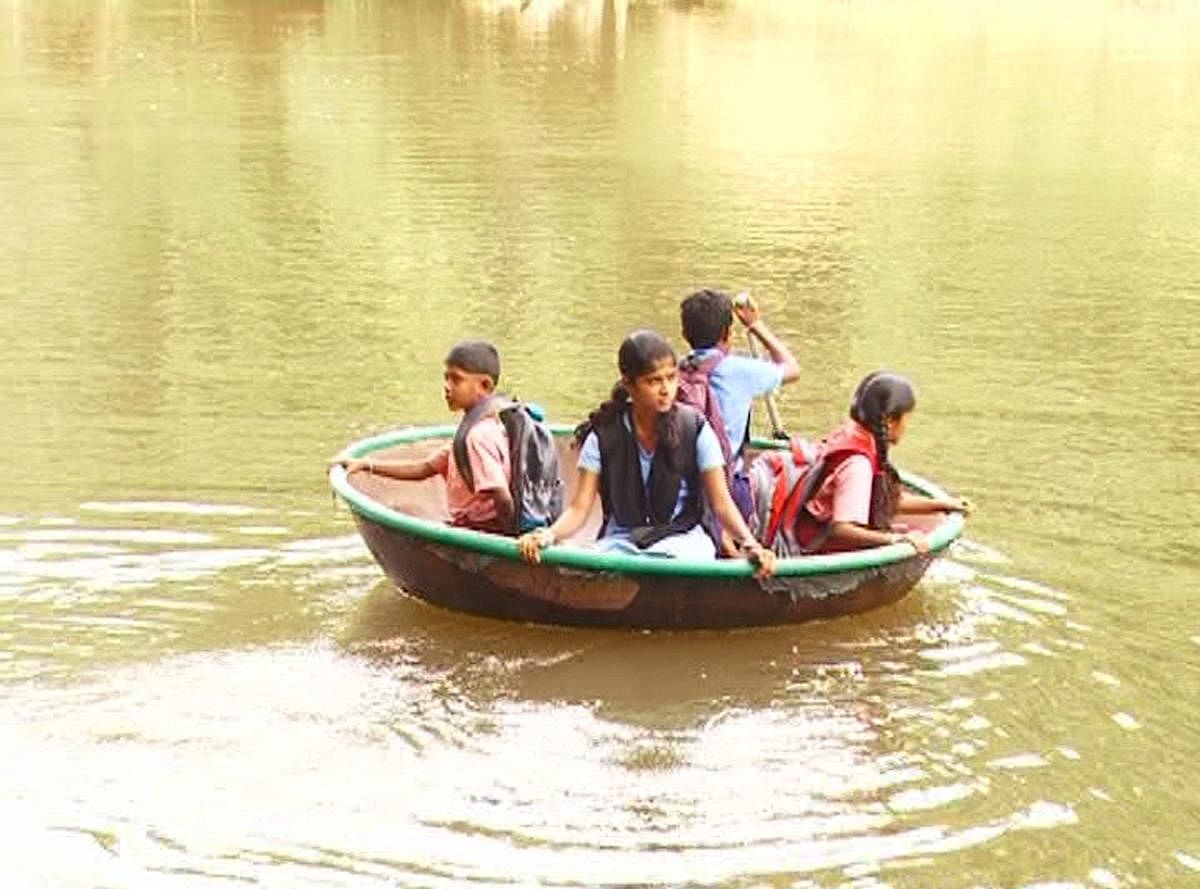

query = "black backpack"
[453,399,565,535]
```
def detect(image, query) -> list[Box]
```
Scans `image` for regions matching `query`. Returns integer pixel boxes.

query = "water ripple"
[0,530,1170,887]
[0,502,374,682]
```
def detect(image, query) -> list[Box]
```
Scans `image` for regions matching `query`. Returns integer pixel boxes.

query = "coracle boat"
[329,424,965,630]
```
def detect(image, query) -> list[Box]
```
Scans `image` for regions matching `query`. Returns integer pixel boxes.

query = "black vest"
[595,406,706,548]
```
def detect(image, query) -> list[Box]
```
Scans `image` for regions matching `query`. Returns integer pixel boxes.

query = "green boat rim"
[329,423,965,578]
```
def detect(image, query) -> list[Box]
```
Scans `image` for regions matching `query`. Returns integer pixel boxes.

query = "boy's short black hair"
[680,288,734,350]
[445,340,501,383]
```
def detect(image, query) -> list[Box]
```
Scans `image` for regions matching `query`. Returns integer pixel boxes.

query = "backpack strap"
[762,457,808,547]
[671,403,703,477]
[681,350,726,375]
[775,455,830,550]
[680,351,734,475]
[762,440,833,550]
[493,400,523,502]
[451,396,501,491]
[760,453,789,547]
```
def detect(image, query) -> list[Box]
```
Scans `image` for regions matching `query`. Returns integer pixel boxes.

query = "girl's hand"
[892,530,931,554]
[517,528,555,564]
[740,540,777,578]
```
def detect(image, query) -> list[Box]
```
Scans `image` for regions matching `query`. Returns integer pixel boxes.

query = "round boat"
[329,424,965,630]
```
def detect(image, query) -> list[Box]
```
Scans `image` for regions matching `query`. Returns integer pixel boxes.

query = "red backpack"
[748,424,879,556]
[676,352,734,484]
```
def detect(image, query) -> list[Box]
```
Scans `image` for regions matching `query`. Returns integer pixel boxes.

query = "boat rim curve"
[329,423,965,578]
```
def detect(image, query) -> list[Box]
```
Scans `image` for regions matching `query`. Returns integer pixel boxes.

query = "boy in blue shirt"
[679,288,801,521]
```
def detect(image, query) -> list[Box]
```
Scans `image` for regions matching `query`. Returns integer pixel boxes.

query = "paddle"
[734,292,789,440]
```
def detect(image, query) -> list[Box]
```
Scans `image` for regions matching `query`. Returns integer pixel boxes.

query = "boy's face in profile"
[443,364,494,412]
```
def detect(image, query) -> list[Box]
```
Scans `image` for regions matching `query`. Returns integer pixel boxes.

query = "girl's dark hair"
[574,331,687,470]
[849,371,916,529]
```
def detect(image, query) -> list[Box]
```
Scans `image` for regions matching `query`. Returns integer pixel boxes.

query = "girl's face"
[626,357,678,414]
[885,409,912,445]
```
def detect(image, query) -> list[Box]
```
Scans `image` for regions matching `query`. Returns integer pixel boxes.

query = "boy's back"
[679,288,800,469]
[686,347,784,465]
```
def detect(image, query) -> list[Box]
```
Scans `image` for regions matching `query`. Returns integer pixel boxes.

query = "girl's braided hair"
[849,371,916,530]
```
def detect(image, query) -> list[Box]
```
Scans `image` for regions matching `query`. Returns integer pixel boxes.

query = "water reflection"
[328,547,1097,881]
[0,502,371,683]
[0,477,1189,884]
[0,528,1116,886]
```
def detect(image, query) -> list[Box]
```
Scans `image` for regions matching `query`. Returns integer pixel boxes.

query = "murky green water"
[3,1,1199,886]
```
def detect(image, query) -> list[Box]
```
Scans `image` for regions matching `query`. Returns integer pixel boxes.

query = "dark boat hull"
[352,512,935,629]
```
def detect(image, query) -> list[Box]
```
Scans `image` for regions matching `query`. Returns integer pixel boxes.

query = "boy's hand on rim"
[951,497,974,515]
[328,456,370,474]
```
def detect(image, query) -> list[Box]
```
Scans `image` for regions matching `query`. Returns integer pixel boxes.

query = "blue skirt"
[593,524,717,560]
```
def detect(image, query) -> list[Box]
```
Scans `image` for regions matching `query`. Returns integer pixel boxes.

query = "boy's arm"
[332,455,439,481]
[486,486,516,529]
[734,295,801,384]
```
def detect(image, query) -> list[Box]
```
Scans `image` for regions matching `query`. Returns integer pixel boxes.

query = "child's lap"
[594,525,717,560]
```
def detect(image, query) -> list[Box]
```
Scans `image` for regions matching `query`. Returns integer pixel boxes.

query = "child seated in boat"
[678,288,801,519]
[331,340,516,534]
[516,330,776,576]
[748,371,971,556]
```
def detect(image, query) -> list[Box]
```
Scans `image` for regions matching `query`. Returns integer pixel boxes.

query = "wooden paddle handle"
[735,292,787,439]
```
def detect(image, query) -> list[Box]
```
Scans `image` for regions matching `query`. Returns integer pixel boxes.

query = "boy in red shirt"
[333,341,514,533]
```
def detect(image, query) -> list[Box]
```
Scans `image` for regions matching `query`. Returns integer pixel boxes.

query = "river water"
[2,1,1199,886]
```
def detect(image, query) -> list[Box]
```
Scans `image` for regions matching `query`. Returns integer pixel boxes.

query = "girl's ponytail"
[657,404,685,473]
[575,380,630,446]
